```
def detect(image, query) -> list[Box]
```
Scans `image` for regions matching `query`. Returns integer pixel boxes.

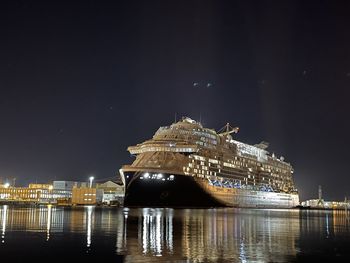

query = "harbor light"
[89,176,94,188]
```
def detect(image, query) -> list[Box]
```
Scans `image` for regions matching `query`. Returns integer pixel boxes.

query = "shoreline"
[0,201,349,211]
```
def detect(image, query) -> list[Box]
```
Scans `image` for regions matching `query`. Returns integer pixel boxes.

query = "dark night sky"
[1,0,350,201]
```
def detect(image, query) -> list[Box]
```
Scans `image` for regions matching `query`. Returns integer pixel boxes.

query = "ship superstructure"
[120,117,299,208]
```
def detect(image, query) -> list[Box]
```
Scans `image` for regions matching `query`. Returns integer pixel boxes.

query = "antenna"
[174,112,177,122]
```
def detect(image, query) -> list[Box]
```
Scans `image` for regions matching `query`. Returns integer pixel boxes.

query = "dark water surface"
[1,205,350,262]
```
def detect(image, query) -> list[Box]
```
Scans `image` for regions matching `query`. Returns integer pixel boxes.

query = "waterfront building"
[53,181,87,191]
[96,180,124,205]
[29,183,52,189]
[0,180,119,205]
[0,182,73,204]
[40,189,72,204]
[0,187,41,202]
[72,187,103,205]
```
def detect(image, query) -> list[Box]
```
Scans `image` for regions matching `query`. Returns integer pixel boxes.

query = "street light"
[89,176,94,188]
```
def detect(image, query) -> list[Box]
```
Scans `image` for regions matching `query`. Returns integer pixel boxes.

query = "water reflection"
[0,205,350,262]
[182,209,300,262]
[119,208,303,262]
[86,206,93,247]
[46,204,51,241]
[1,205,7,243]
[139,208,173,256]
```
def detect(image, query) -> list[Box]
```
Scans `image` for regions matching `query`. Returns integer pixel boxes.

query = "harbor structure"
[0,179,124,206]
[301,185,350,209]
[0,186,43,203]
[0,181,88,204]
[301,199,350,209]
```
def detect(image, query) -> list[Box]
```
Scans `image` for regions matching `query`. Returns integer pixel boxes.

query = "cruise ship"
[120,117,299,208]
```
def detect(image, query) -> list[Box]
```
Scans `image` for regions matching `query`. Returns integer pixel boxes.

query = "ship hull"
[122,171,299,208]
[123,171,222,207]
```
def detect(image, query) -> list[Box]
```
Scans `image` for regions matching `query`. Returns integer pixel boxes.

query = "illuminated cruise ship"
[120,117,299,208]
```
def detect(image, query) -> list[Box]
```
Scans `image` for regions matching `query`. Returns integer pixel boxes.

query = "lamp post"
[89,176,94,188]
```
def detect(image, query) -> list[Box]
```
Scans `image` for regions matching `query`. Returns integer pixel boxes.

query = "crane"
[218,123,239,136]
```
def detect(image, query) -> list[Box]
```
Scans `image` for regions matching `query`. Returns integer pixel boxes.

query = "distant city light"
[4,183,10,188]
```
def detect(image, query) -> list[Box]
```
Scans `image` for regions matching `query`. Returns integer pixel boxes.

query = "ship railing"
[208,178,243,189]
[222,181,234,188]
[208,179,222,187]
[208,178,280,192]
[259,185,275,192]
[210,178,281,192]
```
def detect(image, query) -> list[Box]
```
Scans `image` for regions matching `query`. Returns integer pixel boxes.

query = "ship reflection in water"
[122,208,301,262]
[1,206,350,262]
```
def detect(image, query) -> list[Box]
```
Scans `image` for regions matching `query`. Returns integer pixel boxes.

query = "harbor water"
[1,205,350,262]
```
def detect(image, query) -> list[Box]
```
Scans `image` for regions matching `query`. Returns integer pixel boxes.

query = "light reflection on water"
[0,205,350,262]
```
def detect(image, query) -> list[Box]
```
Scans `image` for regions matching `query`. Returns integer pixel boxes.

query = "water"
[1,205,350,262]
